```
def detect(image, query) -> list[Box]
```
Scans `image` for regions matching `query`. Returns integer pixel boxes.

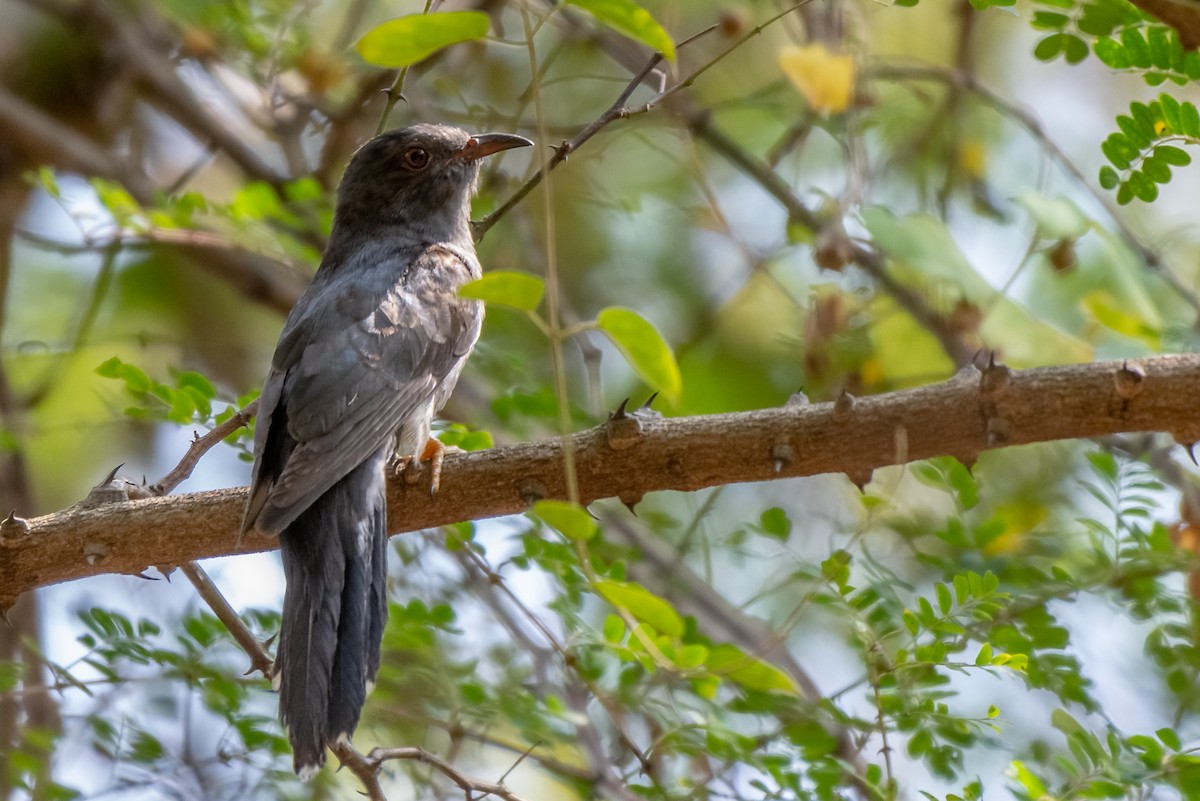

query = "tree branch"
[330,741,534,801]
[3,355,1198,603]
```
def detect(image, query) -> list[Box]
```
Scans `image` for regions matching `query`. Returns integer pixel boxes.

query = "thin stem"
[520,0,579,505]
[375,0,435,134]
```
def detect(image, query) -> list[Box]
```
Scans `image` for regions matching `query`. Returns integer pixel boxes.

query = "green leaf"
[355,11,490,69]
[1101,133,1135,170]
[758,507,791,539]
[596,306,682,404]
[1160,93,1183,132]
[1147,25,1173,70]
[1033,33,1064,61]
[935,582,953,615]
[1131,170,1160,202]
[566,0,676,61]
[705,643,799,694]
[953,573,970,604]
[1063,34,1088,65]
[1014,192,1090,240]
[532,499,598,541]
[1182,101,1200,136]
[1120,27,1151,67]
[1031,11,1068,30]
[1157,145,1192,166]
[459,271,545,312]
[1142,154,1171,184]
[1116,114,1150,149]
[176,371,216,400]
[1098,166,1119,189]
[677,643,709,669]
[1009,761,1048,798]
[1051,708,1086,737]
[96,357,151,394]
[595,580,683,637]
[1093,37,1129,68]
[1157,727,1182,751]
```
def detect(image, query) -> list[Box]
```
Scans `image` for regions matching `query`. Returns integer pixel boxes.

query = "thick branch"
[3,355,1198,602]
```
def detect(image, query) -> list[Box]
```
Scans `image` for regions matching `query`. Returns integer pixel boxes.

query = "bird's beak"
[457,133,534,161]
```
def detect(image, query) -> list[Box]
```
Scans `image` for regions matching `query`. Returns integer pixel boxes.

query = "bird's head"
[334,123,532,241]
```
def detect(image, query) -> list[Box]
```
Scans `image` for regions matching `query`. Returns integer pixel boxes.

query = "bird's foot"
[392,438,461,498]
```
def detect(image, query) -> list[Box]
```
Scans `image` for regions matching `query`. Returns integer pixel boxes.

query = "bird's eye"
[403,147,430,170]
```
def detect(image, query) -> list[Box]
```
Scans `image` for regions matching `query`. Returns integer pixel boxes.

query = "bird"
[240,123,532,776]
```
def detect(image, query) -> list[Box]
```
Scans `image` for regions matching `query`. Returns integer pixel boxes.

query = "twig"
[178,563,273,678]
[0,85,156,204]
[16,228,307,317]
[331,741,535,801]
[682,110,976,367]
[76,0,288,187]
[868,63,1200,317]
[151,398,271,677]
[609,515,874,799]
[473,4,806,238]
[375,0,436,135]
[457,547,661,784]
[150,399,259,496]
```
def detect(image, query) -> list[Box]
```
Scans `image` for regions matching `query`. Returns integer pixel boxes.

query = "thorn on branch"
[986,417,1012,448]
[83,542,108,566]
[771,442,794,474]
[980,354,1012,395]
[1114,361,1145,400]
[520,480,547,506]
[607,396,658,451]
[848,469,874,492]
[80,467,152,508]
[834,389,856,415]
[0,510,31,542]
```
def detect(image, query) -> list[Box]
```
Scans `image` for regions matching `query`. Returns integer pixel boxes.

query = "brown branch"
[0,85,156,203]
[331,741,534,801]
[680,109,976,368]
[151,399,259,496]
[3,355,1199,603]
[175,533,530,799]
[178,562,273,677]
[77,0,289,188]
[1127,0,1200,50]
[18,229,307,317]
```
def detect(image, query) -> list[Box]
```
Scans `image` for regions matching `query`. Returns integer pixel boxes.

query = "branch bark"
[3,354,1198,604]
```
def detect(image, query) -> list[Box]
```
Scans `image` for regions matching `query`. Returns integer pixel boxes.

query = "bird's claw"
[391,438,461,498]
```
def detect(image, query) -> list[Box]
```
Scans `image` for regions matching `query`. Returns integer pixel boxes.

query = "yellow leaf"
[958,139,987,179]
[778,44,855,114]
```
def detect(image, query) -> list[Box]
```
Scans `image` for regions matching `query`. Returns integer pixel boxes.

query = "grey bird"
[241,123,532,776]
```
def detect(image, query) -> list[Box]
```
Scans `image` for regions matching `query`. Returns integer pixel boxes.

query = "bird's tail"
[274,449,389,777]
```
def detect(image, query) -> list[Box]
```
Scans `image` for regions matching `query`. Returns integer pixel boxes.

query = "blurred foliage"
[2,0,1200,800]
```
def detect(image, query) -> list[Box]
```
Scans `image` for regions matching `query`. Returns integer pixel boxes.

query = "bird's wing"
[244,245,483,535]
